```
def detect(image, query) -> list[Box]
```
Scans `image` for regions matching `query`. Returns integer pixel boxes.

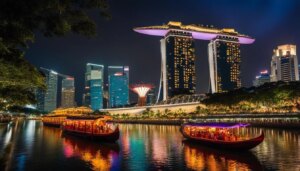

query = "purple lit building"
[134,21,254,99]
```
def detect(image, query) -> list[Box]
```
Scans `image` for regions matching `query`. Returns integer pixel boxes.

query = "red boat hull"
[62,126,120,142]
[180,126,264,150]
[43,122,61,127]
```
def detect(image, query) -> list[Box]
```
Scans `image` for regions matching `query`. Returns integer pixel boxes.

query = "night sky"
[26,0,300,105]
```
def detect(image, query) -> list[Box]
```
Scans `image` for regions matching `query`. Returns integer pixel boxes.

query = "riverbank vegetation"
[112,81,300,120]
[203,81,300,114]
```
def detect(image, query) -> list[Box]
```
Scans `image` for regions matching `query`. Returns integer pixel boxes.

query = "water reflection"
[62,134,120,171]
[0,121,300,171]
[183,140,263,171]
[119,124,184,170]
[250,127,300,170]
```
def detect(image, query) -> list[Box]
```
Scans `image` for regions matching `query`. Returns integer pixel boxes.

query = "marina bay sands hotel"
[134,21,254,101]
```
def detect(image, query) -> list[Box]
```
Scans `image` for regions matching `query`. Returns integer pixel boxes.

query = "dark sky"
[26,0,300,105]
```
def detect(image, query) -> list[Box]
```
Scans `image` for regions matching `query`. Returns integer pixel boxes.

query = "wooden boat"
[180,123,264,150]
[42,107,93,127]
[42,115,66,127]
[61,115,119,142]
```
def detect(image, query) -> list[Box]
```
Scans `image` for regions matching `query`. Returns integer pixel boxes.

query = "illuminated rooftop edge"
[134,21,255,44]
[87,63,104,67]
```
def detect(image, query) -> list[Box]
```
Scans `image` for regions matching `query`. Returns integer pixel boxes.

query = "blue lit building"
[146,88,156,105]
[83,63,104,111]
[108,66,129,108]
[253,70,270,87]
[37,68,58,112]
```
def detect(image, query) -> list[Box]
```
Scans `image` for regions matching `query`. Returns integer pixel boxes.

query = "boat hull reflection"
[62,126,120,142]
[62,134,120,170]
[183,140,264,171]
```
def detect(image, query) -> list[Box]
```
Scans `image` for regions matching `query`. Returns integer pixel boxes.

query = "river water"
[0,120,299,171]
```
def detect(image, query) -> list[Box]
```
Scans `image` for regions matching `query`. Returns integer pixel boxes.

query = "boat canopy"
[66,115,112,121]
[184,123,250,129]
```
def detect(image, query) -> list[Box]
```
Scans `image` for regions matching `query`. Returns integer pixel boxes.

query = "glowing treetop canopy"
[130,84,154,97]
[134,21,255,44]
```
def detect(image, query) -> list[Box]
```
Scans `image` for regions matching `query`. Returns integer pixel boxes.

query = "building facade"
[108,66,129,108]
[253,70,270,87]
[134,21,254,98]
[61,77,75,108]
[146,89,156,105]
[83,63,104,111]
[270,44,299,82]
[160,30,196,100]
[208,36,241,93]
[37,69,58,112]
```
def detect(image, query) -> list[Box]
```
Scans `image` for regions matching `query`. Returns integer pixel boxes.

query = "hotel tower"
[270,44,299,82]
[134,21,254,100]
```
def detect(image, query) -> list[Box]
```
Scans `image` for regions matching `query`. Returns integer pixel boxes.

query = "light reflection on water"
[0,120,299,171]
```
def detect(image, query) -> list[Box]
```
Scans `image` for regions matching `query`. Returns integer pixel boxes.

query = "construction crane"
[40,67,74,79]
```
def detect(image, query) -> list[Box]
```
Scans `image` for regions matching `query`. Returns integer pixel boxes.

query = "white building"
[270,44,299,82]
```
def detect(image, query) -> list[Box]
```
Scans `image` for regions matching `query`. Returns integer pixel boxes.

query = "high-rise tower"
[134,21,254,100]
[162,31,196,98]
[270,44,299,82]
[208,36,241,93]
[37,69,58,112]
[108,66,129,108]
[253,70,270,87]
[83,63,104,111]
[61,77,75,108]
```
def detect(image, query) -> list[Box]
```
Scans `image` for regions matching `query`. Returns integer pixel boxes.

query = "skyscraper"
[83,63,104,111]
[253,70,270,87]
[61,77,75,108]
[134,21,254,99]
[270,45,299,82]
[37,69,58,112]
[108,66,129,108]
[146,89,156,105]
[208,36,241,93]
[161,30,196,98]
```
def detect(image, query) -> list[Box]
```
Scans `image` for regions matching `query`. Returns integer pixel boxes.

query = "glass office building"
[108,66,129,108]
[253,70,270,87]
[37,69,58,112]
[61,77,75,108]
[83,63,104,111]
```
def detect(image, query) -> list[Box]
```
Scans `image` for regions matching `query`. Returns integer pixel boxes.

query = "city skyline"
[1,1,300,170]
[25,0,300,105]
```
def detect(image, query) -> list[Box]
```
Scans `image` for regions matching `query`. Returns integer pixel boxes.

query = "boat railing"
[184,127,254,142]
[63,120,117,135]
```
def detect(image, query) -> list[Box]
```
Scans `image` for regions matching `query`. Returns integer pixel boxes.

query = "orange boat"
[42,115,66,127]
[180,123,264,150]
[42,107,93,127]
[62,115,119,142]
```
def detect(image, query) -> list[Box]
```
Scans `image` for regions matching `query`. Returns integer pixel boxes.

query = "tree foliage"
[203,81,300,113]
[0,0,109,110]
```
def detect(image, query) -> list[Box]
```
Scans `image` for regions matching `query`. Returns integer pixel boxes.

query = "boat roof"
[183,122,250,129]
[66,115,112,120]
